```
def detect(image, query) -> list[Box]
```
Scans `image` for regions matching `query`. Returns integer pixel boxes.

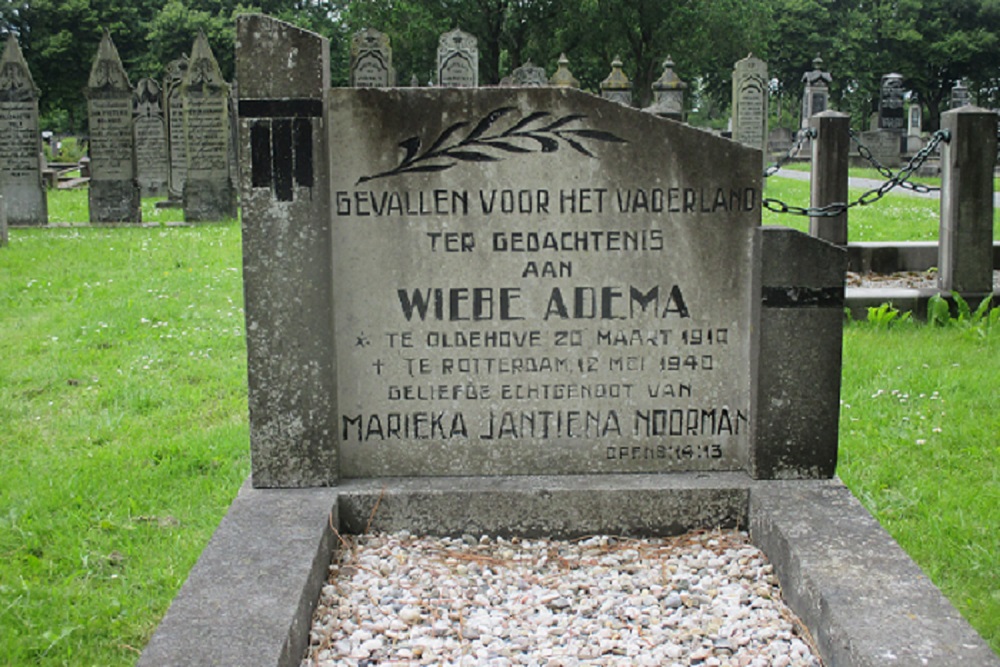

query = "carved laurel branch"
[356,107,626,184]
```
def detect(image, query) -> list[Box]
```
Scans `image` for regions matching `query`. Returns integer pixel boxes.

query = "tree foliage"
[1,0,998,133]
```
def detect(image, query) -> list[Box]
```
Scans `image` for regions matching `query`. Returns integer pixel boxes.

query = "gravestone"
[180,32,236,221]
[350,28,393,88]
[799,55,831,129]
[437,28,478,87]
[0,34,47,226]
[600,56,632,105]
[906,94,924,154]
[645,57,686,121]
[503,61,548,87]
[549,54,579,89]
[858,128,902,169]
[238,33,848,486]
[731,54,768,164]
[877,73,905,131]
[950,80,971,109]
[163,57,189,205]
[133,78,169,197]
[85,29,140,223]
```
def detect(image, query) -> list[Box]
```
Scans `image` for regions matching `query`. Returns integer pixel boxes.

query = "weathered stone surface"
[164,57,189,202]
[749,227,845,479]
[181,32,236,221]
[731,54,768,161]
[85,29,140,223]
[600,56,631,105]
[350,28,393,88]
[0,34,47,226]
[237,14,337,488]
[134,78,169,197]
[139,475,1000,667]
[504,61,547,87]
[135,480,340,667]
[938,106,997,295]
[329,87,760,479]
[437,28,478,87]
[752,481,1000,667]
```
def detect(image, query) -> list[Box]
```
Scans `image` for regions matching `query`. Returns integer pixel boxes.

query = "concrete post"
[938,106,997,294]
[809,111,850,245]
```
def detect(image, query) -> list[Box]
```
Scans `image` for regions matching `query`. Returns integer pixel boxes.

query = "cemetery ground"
[0,185,996,666]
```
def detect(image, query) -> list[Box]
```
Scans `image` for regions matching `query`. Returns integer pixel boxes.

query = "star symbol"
[356,332,371,347]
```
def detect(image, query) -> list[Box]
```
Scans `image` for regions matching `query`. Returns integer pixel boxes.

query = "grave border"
[137,475,1000,667]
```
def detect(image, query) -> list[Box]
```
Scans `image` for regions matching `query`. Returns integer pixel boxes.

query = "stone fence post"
[938,106,997,295]
[809,111,850,246]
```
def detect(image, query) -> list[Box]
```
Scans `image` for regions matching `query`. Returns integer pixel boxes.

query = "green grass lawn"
[0,187,997,665]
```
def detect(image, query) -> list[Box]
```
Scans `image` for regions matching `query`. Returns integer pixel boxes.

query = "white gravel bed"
[302,530,822,667]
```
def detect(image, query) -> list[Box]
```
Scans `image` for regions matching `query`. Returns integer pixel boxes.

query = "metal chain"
[762,129,950,217]
[849,129,942,194]
[763,127,817,178]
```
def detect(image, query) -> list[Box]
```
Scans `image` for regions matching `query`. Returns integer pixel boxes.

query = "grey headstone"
[437,28,478,87]
[878,73,905,131]
[950,80,971,109]
[133,78,169,197]
[908,96,922,136]
[327,88,760,480]
[799,55,831,129]
[181,32,237,221]
[505,61,548,87]
[731,54,768,161]
[600,56,632,105]
[0,34,48,226]
[85,29,140,224]
[646,57,687,121]
[350,28,393,88]
[164,57,189,202]
[857,128,901,169]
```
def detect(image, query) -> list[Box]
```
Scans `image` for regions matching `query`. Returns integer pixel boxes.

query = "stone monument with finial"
[549,54,579,89]
[645,56,687,121]
[600,56,631,105]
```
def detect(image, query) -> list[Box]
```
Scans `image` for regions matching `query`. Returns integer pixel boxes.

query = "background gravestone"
[163,56,189,206]
[731,54,768,164]
[600,56,632,105]
[877,73,905,131]
[646,57,687,121]
[503,61,547,87]
[437,28,478,87]
[181,32,236,221]
[950,80,971,109]
[800,56,831,129]
[0,35,47,226]
[350,28,393,88]
[133,78,169,197]
[549,54,579,88]
[85,29,140,224]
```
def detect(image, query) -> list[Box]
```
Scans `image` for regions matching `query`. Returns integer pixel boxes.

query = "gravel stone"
[302,530,822,666]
